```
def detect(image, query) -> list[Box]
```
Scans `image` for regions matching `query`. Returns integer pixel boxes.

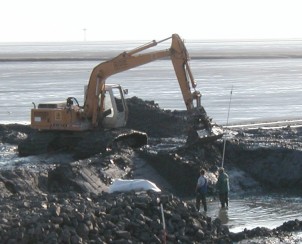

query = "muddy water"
[205,195,302,233]
[238,233,302,244]
[204,195,302,242]
[1,41,302,125]
[188,194,302,236]
[0,143,73,169]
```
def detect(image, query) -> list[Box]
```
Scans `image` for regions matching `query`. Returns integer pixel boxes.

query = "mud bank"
[0,97,302,242]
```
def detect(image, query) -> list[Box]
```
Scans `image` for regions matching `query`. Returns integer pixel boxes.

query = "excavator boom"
[84,34,203,127]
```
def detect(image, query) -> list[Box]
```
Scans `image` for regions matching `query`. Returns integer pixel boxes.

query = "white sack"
[108,179,161,193]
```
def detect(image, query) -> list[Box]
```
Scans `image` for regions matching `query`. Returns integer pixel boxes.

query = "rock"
[115,230,131,239]
[49,204,61,216]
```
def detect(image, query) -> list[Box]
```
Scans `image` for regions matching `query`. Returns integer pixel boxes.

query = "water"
[1,40,302,125]
[198,194,302,242]
[207,195,302,233]
[1,40,302,240]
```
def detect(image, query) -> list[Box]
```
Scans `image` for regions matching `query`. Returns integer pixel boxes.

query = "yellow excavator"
[19,34,222,157]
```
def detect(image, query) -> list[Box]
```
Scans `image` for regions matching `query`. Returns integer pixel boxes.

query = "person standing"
[216,167,230,208]
[195,169,208,212]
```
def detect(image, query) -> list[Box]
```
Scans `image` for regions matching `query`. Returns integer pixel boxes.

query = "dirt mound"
[225,127,302,190]
[126,96,188,137]
[1,97,302,242]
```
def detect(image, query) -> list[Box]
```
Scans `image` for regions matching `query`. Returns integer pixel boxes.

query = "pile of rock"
[1,189,301,243]
[0,191,231,243]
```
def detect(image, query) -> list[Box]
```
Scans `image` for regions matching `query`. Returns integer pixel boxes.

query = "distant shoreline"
[1,38,302,44]
[1,55,302,62]
[1,39,302,62]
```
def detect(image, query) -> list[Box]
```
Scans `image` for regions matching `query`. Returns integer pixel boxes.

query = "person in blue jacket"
[195,169,208,212]
[216,167,230,208]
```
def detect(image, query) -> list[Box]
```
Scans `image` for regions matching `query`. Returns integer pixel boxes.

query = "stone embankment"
[1,189,302,243]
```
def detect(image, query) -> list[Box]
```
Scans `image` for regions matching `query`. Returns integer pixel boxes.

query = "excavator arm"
[169,34,201,111]
[84,34,203,127]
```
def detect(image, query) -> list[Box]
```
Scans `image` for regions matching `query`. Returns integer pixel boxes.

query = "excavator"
[18,34,222,157]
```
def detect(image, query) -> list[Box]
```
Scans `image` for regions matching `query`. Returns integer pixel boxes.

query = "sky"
[1,0,302,42]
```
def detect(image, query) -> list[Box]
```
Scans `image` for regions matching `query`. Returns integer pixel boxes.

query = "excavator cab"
[101,84,128,128]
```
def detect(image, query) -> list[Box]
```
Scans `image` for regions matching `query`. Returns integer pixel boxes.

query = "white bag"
[108,179,161,193]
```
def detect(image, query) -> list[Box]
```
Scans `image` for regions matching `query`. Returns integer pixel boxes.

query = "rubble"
[0,97,302,242]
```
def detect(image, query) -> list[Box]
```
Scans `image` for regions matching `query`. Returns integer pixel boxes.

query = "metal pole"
[221,86,233,168]
[160,203,166,243]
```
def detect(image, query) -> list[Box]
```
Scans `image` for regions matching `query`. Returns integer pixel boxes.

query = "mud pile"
[126,96,188,137]
[1,97,302,242]
[225,126,302,190]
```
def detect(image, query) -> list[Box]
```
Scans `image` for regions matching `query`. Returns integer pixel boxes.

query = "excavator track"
[18,132,57,156]
[18,129,148,159]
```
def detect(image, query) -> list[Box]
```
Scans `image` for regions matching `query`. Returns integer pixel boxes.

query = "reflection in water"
[205,195,302,233]
[202,195,302,242]
[218,208,229,225]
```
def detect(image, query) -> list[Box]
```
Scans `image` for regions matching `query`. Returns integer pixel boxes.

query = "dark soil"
[0,97,301,243]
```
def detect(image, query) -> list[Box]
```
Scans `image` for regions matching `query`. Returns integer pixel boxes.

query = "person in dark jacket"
[195,169,208,212]
[216,167,230,208]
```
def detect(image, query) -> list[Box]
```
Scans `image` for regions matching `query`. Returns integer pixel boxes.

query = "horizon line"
[1,37,302,44]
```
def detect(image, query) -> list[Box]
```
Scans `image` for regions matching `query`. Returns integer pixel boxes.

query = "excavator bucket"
[187,124,223,145]
[186,112,223,145]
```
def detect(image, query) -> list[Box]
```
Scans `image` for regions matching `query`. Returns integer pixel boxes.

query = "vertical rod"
[221,86,233,168]
[160,203,166,243]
